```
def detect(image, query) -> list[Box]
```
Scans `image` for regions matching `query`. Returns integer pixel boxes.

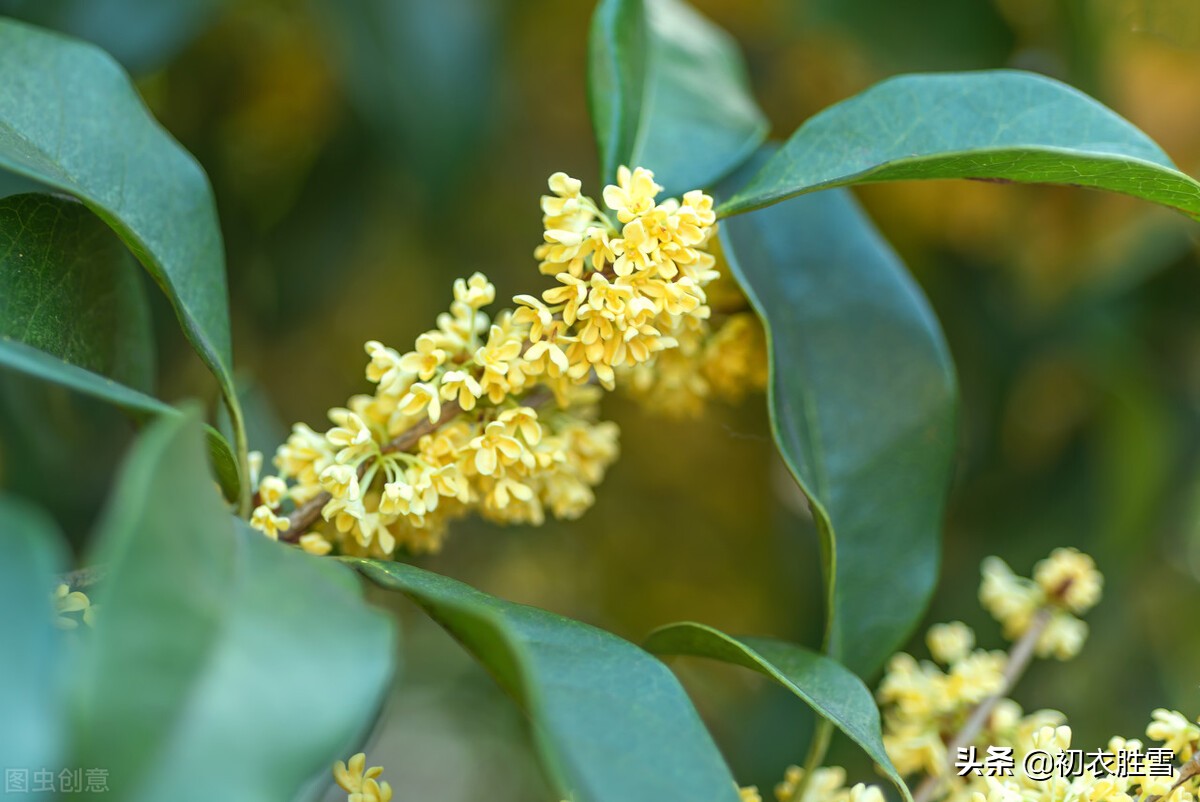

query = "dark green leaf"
[0,496,68,799]
[589,0,768,194]
[720,70,1200,220]
[0,338,241,502]
[589,0,647,186]
[0,193,154,392]
[645,622,911,802]
[73,411,395,801]
[351,558,741,802]
[0,19,244,458]
[719,172,956,677]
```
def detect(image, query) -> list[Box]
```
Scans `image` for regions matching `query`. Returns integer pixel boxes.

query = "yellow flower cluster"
[769,766,886,802]
[622,245,769,417]
[878,548,1102,784]
[333,753,391,802]
[250,167,719,556]
[979,547,1102,660]
[755,550,1200,802]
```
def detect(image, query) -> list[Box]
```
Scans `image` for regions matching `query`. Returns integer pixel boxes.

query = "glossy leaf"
[589,0,768,194]
[73,411,395,801]
[0,193,154,392]
[719,173,957,677]
[0,497,68,800]
[0,338,241,502]
[351,558,741,802]
[720,70,1200,220]
[645,622,911,802]
[0,19,243,458]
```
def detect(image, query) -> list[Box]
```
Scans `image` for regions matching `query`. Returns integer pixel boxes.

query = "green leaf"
[589,0,647,186]
[589,0,768,194]
[719,70,1200,220]
[0,496,68,799]
[719,172,957,677]
[73,410,395,801]
[645,622,911,802]
[0,338,241,502]
[0,193,154,392]
[350,558,741,802]
[0,18,246,486]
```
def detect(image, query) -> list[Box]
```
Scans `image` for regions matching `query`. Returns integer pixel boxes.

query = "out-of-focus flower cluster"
[53,583,96,629]
[250,166,735,556]
[878,548,1103,783]
[744,549,1199,802]
[740,550,1200,802]
[979,547,1102,660]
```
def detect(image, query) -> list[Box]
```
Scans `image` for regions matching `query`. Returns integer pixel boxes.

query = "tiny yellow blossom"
[397,382,442,424]
[927,621,975,665]
[1147,709,1200,761]
[250,505,290,540]
[333,753,392,802]
[439,369,483,411]
[258,475,287,507]
[1032,547,1103,615]
[397,333,446,381]
[453,272,496,309]
[299,532,333,556]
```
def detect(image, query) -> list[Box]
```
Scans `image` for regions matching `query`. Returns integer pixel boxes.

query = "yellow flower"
[333,753,392,802]
[326,408,374,463]
[397,382,442,424]
[979,556,1042,640]
[602,165,662,223]
[397,333,447,382]
[453,271,496,309]
[364,340,411,395]
[1147,709,1200,761]
[258,475,288,508]
[320,464,361,501]
[497,406,542,445]
[250,505,290,540]
[469,421,525,476]
[439,370,483,411]
[1035,612,1087,660]
[1032,547,1102,615]
[298,533,332,556]
[524,338,571,377]
[927,621,975,665]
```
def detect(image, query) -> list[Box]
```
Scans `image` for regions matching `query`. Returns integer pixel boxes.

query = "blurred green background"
[2,0,1200,798]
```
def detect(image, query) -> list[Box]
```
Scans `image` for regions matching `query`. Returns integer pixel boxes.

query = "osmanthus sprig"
[248,166,743,557]
[736,548,1200,802]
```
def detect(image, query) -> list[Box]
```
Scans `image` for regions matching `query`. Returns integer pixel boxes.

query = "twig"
[57,564,108,589]
[911,607,1054,802]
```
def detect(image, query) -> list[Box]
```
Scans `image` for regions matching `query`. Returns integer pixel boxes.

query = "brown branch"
[277,387,557,543]
[58,565,108,589]
[911,607,1054,802]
